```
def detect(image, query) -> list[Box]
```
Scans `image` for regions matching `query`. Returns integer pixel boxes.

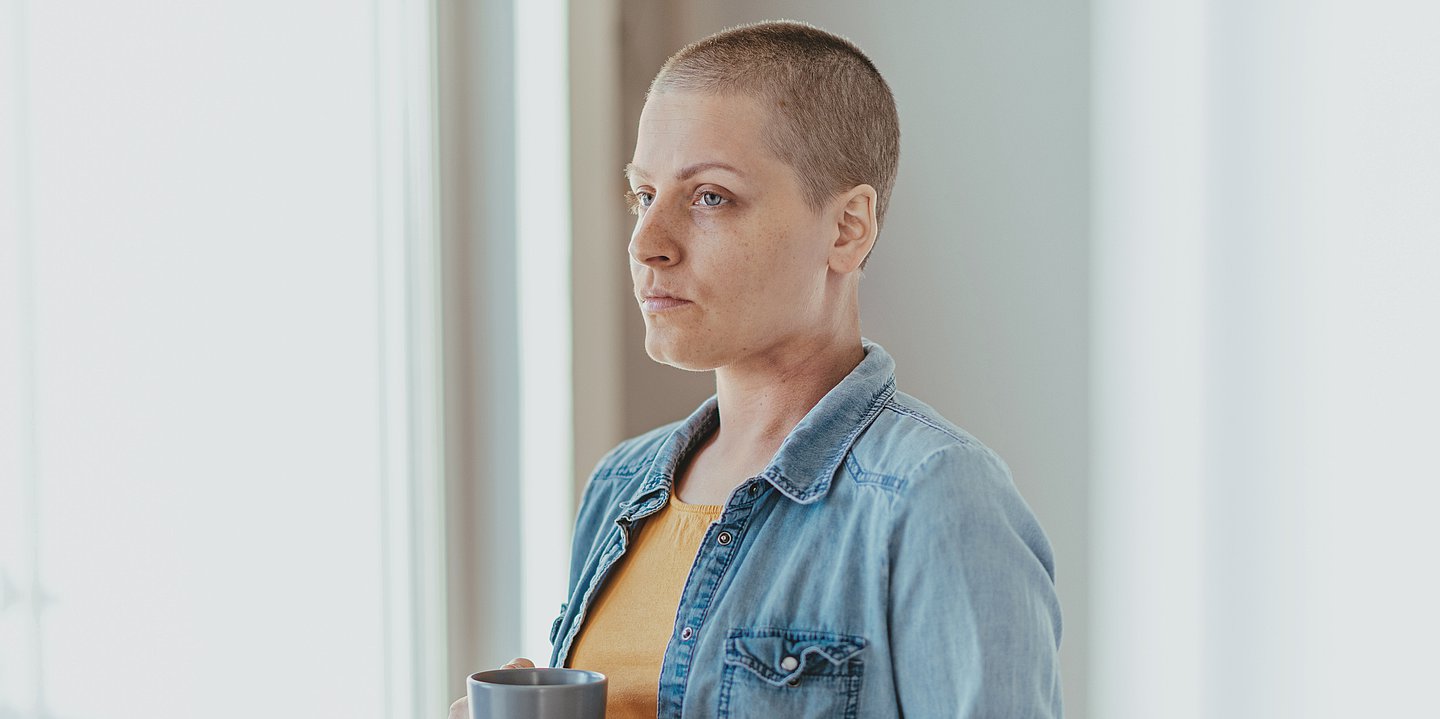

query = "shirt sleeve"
[887,443,1064,718]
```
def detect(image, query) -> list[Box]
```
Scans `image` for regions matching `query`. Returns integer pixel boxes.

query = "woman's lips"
[642,296,692,313]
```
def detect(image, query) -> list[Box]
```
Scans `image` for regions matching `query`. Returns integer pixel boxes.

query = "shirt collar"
[628,339,896,510]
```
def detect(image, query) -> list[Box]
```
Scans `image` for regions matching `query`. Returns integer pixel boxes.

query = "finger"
[447,696,468,719]
[501,657,536,669]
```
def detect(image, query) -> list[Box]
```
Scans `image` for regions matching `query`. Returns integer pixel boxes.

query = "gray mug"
[467,668,607,719]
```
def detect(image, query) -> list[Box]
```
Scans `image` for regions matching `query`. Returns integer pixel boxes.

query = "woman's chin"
[644,333,721,372]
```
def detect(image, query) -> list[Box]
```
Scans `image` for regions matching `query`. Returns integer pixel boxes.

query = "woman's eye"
[698,191,725,207]
[636,191,654,208]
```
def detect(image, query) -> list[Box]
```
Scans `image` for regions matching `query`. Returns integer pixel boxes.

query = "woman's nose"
[628,203,680,267]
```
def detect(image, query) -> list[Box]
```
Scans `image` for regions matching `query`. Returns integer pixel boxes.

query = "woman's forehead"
[631,92,782,179]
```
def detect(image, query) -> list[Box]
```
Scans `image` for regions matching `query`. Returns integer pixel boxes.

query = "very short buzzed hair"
[650,20,902,242]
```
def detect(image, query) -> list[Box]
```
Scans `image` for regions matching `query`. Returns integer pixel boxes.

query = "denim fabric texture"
[548,340,1064,718]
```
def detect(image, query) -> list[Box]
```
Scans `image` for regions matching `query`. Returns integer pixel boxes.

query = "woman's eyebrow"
[624,161,745,184]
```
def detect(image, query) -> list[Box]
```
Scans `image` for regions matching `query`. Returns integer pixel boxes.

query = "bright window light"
[515,0,575,666]
[1,2,444,717]
[1091,2,1208,716]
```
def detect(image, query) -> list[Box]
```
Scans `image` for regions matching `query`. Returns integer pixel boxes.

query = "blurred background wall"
[3,1,1438,718]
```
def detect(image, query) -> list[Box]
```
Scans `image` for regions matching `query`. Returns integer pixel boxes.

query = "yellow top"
[568,493,723,719]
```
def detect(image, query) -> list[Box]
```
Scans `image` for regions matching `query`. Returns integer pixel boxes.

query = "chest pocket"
[717,627,867,719]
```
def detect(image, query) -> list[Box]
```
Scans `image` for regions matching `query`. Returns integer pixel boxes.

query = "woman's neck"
[709,333,865,461]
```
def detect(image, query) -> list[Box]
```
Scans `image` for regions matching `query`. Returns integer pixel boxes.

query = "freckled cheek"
[729,245,794,316]
[692,213,781,273]
[688,210,728,235]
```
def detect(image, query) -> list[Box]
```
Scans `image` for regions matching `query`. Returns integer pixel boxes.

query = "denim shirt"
[548,340,1063,718]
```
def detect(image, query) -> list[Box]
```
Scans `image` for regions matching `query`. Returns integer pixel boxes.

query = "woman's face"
[627,91,837,371]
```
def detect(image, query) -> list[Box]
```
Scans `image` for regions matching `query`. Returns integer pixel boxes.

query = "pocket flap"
[724,628,867,686]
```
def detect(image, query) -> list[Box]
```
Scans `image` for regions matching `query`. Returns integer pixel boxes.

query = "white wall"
[1094,1,1440,717]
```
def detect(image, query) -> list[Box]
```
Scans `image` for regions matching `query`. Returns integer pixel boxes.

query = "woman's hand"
[447,658,536,718]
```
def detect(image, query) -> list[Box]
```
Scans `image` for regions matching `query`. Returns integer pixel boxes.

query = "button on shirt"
[548,340,1064,718]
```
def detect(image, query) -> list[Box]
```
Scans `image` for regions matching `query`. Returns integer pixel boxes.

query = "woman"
[454,20,1062,719]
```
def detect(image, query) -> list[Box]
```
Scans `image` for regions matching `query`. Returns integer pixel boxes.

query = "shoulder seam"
[881,399,976,448]
[845,453,908,493]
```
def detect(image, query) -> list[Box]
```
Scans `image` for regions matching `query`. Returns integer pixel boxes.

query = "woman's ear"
[829,184,878,274]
